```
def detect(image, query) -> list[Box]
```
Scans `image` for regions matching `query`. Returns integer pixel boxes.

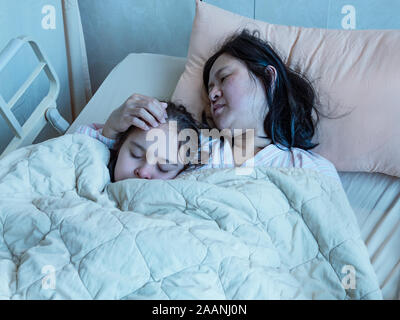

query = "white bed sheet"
[67,53,400,300]
[339,171,400,299]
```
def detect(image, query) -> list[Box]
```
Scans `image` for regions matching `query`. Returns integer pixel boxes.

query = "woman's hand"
[102,94,168,139]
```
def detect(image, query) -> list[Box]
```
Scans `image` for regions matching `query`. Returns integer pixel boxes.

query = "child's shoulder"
[74,123,116,150]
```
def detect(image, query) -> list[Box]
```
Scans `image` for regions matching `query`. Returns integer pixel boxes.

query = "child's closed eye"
[157,164,170,173]
[130,152,142,159]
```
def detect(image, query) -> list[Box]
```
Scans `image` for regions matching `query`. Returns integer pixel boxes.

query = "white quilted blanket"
[0,134,382,299]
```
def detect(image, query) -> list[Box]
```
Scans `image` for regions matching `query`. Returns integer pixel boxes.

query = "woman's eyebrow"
[216,66,229,76]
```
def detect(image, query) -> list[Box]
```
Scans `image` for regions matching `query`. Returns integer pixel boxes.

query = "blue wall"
[78,0,196,95]
[255,0,400,29]
[79,0,400,96]
[0,0,71,154]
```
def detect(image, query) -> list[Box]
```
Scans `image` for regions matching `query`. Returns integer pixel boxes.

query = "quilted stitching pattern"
[0,134,382,299]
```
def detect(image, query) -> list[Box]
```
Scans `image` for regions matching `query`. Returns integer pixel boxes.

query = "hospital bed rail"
[0,36,69,159]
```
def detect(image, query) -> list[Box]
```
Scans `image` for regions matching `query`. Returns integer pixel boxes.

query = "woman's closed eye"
[220,74,229,82]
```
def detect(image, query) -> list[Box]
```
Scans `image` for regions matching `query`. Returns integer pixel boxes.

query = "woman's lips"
[213,104,225,116]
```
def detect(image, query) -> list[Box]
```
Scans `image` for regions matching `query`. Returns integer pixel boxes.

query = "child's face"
[207,53,268,133]
[114,123,185,181]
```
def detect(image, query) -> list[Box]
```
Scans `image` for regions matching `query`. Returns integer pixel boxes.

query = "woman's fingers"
[125,94,168,125]
[161,102,168,119]
[136,96,167,123]
[131,117,150,131]
[146,99,167,124]
[134,108,161,128]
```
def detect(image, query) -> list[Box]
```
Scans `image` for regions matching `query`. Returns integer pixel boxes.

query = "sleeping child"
[75,98,207,182]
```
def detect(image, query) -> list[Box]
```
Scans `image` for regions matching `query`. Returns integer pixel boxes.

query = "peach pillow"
[172,0,400,177]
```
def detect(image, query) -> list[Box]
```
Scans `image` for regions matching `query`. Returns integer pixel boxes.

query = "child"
[76,100,205,182]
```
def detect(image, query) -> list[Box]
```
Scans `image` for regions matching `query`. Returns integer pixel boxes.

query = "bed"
[67,53,399,300]
[0,52,398,300]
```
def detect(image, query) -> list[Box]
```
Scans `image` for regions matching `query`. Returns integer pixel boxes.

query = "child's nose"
[134,166,152,179]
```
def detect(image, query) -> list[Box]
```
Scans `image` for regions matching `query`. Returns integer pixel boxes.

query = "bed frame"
[0,36,69,159]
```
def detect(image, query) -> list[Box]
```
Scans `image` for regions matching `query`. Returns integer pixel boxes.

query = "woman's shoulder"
[292,147,341,181]
[288,145,334,167]
[295,147,334,165]
[264,144,341,182]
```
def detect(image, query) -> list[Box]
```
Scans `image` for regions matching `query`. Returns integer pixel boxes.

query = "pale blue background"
[79,0,400,95]
[1,0,399,152]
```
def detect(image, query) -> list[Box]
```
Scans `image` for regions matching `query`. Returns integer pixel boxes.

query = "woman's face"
[207,54,268,133]
[114,124,185,182]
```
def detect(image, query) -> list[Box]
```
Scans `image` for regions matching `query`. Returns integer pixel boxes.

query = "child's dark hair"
[108,101,208,182]
[203,29,321,151]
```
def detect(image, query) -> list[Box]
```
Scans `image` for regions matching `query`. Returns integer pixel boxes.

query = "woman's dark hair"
[108,101,208,182]
[203,29,321,151]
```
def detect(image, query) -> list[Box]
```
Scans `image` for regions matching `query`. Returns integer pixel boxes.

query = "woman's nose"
[134,167,152,179]
[209,86,221,102]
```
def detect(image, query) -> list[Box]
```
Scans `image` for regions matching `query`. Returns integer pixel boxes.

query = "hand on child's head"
[105,95,169,138]
[132,98,168,130]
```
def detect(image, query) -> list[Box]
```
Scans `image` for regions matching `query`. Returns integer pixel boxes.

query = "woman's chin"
[215,116,235,132]
[213,113,229,130]
[214,118,226,131]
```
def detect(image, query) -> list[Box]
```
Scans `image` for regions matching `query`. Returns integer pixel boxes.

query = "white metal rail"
[0,36,69,159]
